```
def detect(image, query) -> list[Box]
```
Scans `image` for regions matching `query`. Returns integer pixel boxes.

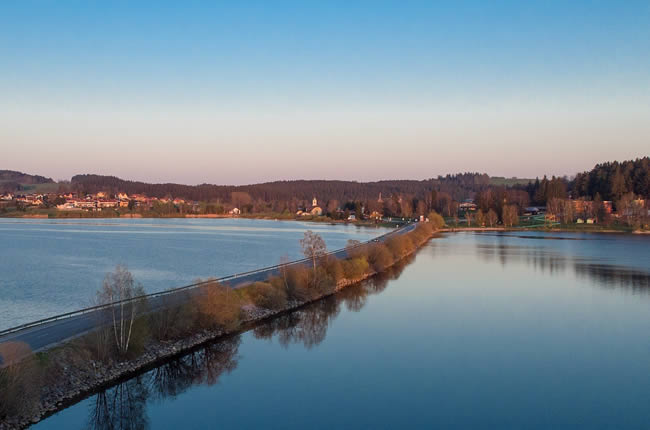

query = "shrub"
[312,266,336,296]
[125,315,150,358]
[346,242,369,260]
[0,342,43,419]
[194,282,243,330]
[409,222,434,244]
[342,257,370,279]
[321,256,345,283]
[246,281,287,310]
[149,295,195,341]
[385,235,415,260]
[284,265,314,301]
[427,211,445,229]
[367,243,394,272]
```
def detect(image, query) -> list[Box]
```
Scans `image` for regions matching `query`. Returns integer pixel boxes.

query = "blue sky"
[1,1,649,184]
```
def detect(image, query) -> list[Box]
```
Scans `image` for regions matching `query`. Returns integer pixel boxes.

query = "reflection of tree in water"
[86,336,241,430]
[574,263,650,293]
[253,257,410,348]
[150,336,241,400]
[88,376,149,430]
[471,240,650,293]
[252,298,339,349]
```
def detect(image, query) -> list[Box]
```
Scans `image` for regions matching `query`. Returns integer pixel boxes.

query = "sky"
[1,1,649,185]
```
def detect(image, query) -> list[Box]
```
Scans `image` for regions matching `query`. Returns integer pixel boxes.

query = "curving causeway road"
[0,223,416,363]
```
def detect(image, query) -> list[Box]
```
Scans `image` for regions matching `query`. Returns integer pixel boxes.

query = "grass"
[525,222,637,233]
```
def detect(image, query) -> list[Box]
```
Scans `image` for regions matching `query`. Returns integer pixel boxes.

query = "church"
[309,197,323,216]
[297,197,323,216]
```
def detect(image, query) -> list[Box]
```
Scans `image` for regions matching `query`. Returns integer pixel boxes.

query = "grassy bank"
[0,222,436,429]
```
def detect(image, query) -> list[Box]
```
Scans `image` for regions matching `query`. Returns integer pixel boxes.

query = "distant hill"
[70,172,530,204]
[0,170,54,185]
[0,170,54,193]
[70,174,437,202]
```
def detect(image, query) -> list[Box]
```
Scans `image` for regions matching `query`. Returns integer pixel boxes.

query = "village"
[1,189,647,228]
[0,191,190,212]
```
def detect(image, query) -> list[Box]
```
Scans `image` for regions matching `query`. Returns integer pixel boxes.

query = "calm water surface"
[34,231,650,429]
[0,218,388,330]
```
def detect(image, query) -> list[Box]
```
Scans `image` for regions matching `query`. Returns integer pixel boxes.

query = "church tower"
[312,197,317,207]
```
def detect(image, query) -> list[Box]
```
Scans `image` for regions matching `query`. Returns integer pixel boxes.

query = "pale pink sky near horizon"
[2,2,649,185]
[3,103,648,185]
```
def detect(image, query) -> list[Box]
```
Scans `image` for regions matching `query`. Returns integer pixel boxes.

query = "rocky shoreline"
[2,235,429,430]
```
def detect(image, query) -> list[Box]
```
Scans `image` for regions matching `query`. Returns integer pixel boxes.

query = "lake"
[33,231,650,429]
[0,218,389,330]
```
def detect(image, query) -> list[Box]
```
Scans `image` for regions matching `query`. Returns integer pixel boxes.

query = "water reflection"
[89,376,149,430]
[84,337,241,430]
[574,263,650,292]
[431,234,650,293]
[76,260,409,429]
[253,261,406,349]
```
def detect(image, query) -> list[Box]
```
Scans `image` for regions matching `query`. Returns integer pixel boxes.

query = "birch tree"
[487,209,498,227]
[98,265,146,356]
[300,231,327,273]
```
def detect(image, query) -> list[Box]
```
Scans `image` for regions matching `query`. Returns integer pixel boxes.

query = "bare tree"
[502,205,519,227]
[547,198,563,221]
[476,210,486,227]
[487,209,498,227]
[231,191,252,211]
[561,199,575,224]
[465,211,472,227]
[300,230,327,272]
[97,265,146,356]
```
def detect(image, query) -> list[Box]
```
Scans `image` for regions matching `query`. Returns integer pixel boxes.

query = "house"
[97,200,119,208]
[572,200,593,214]
[347,214,356,221]
[524,206,541,215]
[57,202,77,210]
[229,207,241,215]
[16,195,44,206]
[72,199,97,210]
[1,193,14,201]
[459,200,478,212]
